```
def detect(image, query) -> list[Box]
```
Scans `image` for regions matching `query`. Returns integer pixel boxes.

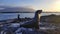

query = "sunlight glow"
[34,0,60,12]
[53,0,60,11]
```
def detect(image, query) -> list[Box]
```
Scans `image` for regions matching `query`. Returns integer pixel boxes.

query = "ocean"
[0,13,60,34]
[0,13,60,20]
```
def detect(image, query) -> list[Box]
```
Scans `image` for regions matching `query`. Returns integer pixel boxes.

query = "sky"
[0,0,60,12]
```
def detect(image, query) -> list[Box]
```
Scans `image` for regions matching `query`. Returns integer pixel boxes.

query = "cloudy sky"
[0,0,60,12]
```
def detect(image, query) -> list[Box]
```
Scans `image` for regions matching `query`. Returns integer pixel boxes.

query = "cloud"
[0,3,5,6]
[0,8,5,10]
[0,6,35,12]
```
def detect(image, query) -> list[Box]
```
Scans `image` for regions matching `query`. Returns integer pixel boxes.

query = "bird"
[20,10,42,30]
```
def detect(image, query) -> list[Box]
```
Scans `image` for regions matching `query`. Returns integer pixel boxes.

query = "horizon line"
[0,12,60,13]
